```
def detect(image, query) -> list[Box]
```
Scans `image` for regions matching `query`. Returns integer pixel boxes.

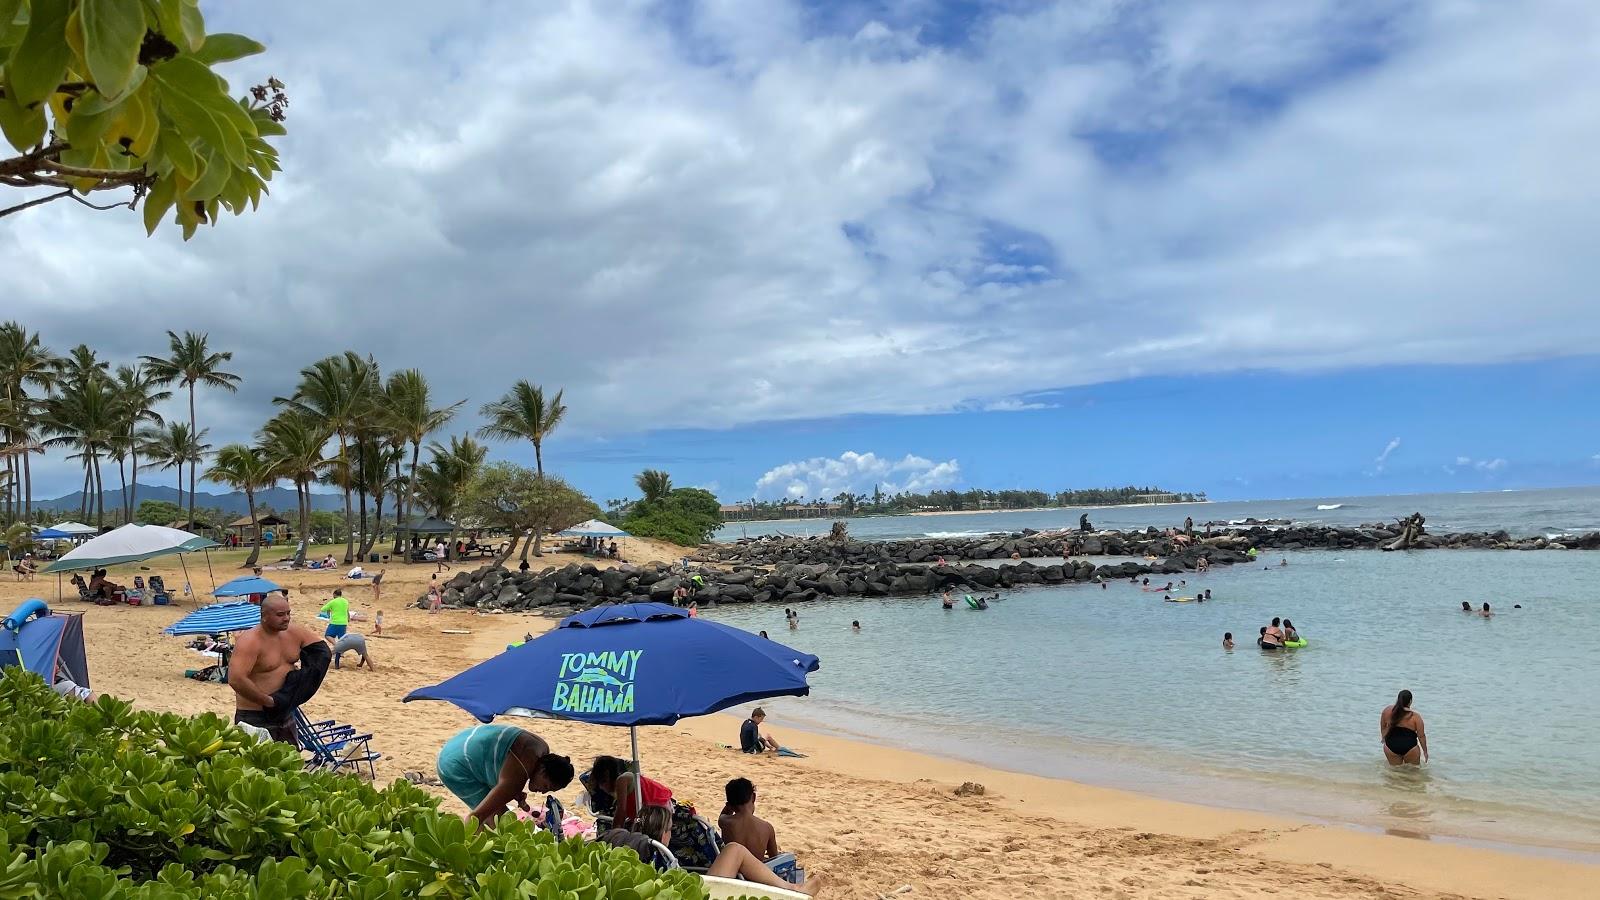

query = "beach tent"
[32,527,72,540]
[557,519,630,538]
[557,519,630,558]
[213,575,281,598]
[47,521,98,537]
[0,600,89,690]
[40,523,222,604]
[162,601,261,636]
[40,523,218,573]
[406,602,819,816]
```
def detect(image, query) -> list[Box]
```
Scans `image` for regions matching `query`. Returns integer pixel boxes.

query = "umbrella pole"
[630,725,642,820]
[203,548,217,592]
[178,554,195,607]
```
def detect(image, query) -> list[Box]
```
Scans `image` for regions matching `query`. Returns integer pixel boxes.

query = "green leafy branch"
[0,0,286,237]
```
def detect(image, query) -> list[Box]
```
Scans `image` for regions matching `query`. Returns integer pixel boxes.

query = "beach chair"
[148,576,171,605]
[127,576,145,602]
[294,709,381,779]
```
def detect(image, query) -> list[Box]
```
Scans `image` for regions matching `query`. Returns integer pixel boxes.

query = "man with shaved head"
[229,594,324,745]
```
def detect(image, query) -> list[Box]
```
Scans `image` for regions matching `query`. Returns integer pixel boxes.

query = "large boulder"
[648,578,680,600]
[493,582,521,607]
[599,568,631,597]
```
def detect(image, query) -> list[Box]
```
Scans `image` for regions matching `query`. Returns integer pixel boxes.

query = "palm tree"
[142,422,210,523]
[42,354,118,526]
[635,469,673,506]
[355,437,404,559]
[383,369,462,555]
[414,435,486,559]
[206,444,276,567]
[478,381,566,555]
[141,330,241,529]
[477,381,566,477]
[274,352,377,564]
[0,322,57,521]
[109,364,170,521]
[261,412,332,565]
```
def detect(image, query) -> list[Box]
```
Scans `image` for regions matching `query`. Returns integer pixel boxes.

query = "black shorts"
[235,709,298,747]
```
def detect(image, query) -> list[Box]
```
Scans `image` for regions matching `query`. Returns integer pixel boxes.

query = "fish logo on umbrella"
[553,650,643,715]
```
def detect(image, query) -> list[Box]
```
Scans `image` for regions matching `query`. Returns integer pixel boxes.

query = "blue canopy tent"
[0,600,89,692]
[405,602,819,816]
[213,575,281,598]
[162,601,262,636]
[32,528,72,540]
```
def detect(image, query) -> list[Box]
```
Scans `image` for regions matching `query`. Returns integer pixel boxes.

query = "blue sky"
[6,1,1598,507]
[545,355,1600,504]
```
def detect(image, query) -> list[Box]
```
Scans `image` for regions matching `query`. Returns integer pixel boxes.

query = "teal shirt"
[437,725,522,810]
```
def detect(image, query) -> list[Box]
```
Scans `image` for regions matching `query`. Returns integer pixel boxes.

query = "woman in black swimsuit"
[1380,689,1428,765]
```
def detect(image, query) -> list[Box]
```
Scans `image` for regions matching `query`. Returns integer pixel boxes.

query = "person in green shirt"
[320,588,350,641]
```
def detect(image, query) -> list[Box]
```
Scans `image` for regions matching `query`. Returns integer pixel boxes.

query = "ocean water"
[714,485,1600,541]
[702,548,1600,857]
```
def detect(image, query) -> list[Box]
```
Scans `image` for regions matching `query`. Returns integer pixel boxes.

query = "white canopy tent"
[47,521,99,536]
[557,519,630,560]
[41,523,221,604]
[557,519,630,538]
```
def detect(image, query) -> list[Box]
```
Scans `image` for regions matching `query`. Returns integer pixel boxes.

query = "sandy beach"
[7,547,1595,900]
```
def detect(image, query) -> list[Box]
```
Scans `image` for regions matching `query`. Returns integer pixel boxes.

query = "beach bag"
[667,801,719,869]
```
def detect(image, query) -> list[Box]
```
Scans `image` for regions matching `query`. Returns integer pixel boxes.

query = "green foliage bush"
[134,499,183,525]
[0,670,725,898]
[621,489,723,547]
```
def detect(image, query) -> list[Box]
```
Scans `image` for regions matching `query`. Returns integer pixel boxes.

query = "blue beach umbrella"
[213,575,281,598]
[404,602,819,810]
[162,601,261,636]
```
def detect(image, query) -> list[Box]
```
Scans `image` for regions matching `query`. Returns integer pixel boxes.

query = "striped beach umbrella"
[163,601,261,636]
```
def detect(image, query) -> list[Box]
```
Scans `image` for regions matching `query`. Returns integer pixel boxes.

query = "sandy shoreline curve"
[7,548,1594,899]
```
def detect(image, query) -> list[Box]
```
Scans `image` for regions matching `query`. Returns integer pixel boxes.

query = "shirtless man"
[719,777,782,862]
[228,595,321,744]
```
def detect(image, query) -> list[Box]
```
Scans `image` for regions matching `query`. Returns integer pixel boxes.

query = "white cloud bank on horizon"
[4,0,1599,497]
[753,451,960,501]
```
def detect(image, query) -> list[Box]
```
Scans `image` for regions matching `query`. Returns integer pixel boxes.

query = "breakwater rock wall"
[704,522,1600,566]
[416,523,1600,612]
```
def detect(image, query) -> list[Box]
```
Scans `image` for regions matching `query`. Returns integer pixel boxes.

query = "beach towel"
[269,640,331,713]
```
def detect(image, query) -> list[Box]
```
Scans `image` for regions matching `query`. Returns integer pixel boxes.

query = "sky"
[5,0,1599,506]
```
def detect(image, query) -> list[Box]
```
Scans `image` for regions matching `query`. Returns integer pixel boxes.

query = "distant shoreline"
[729,498,1210,526]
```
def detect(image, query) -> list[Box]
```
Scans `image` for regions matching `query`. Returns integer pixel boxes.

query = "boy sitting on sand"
[740,707,781,753]
[719,778,780,861]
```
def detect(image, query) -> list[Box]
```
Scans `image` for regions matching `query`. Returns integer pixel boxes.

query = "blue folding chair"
[294,708,381,779]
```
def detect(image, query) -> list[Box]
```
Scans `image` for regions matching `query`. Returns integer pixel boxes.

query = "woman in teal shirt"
[437,725,574,827]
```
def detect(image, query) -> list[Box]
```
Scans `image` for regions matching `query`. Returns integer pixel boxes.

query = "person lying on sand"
[438,724,574,828]
[599,805,826,896]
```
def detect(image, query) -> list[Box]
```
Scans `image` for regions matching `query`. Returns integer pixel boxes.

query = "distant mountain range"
[32,483,345,517]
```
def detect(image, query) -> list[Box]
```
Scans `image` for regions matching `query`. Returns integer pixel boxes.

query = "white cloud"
[4,1,1598,495]
[981,398,1058,412]
[753,451,960,500]
[1374,438,1402,471]
[1452,455,1509,473]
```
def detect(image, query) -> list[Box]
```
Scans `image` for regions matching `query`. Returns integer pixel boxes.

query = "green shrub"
[0,669,735,898]
[621,489,723,547]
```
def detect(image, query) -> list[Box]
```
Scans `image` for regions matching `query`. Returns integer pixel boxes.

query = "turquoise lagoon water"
[703,549,1600,856]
